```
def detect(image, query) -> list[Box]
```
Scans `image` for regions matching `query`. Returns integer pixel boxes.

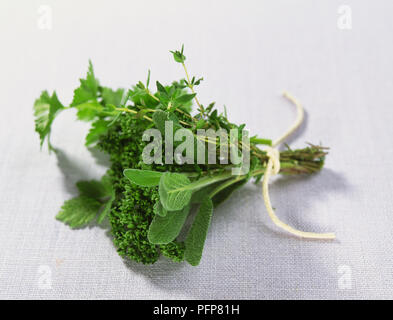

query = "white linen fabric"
[0,0,392,299]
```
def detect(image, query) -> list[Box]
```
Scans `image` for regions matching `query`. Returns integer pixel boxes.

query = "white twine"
[262,92,335,239]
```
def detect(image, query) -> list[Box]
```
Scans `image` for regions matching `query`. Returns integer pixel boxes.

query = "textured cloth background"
[1,0,392,299]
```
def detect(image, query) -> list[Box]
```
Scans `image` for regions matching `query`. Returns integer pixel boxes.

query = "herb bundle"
[34,46,333,266]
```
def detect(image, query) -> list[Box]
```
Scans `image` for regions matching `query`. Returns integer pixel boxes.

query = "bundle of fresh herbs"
[33,46,333,266]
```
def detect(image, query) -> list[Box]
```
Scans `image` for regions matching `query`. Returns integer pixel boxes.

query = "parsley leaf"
[74,101,104,121]
[33,90,65,150]
[56,196,102,228]
[58,175,115,228]
[71,60,99,107]
[101,87,124,106]
[85,120,110,146]
[97,191,115,224]
[76,179,110,199]
[70,61,107,122]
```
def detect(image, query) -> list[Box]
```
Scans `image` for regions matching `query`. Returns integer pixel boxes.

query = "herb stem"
[146,90,160,102]
[169,170,234,194]
[181,62,205,116]
[209,176,243,198]
[115,107,153,122]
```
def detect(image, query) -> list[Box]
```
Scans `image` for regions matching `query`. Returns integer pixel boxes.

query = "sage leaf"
[154,201,167,217]
[191,183,219,204]
[212,179,248,207]
[185,198,213,266]
[148,204,191,244]
[159,172,193,211]
[123,169,163,187]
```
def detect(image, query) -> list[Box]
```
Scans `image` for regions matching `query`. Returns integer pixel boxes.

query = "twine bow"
[262,92,335,240]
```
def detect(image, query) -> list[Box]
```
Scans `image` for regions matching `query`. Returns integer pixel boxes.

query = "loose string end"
[261,93,335,241]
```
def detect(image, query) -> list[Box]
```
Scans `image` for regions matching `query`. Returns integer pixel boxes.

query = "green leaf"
[76,179,110,199]
[154,201,167,217]
[128,86,157,106]
[191,183,218,204]
[71,60,99,106]
[175,93,196,104]
[100,173,113,191]
[212,179,248,207]
[85,120,109,146]
[159,172,192,211]
[123,169,163,187]
[56,196,101,228]
[152,110,169,135]
[107,112,121,127]
[102,104,116,113]
[75,101,104,121]
[33,90,65,149]
[146,70,151,88]
[193,77,203,86]
[101,87,124,106]
[152,110,183,141]
[172,52,185,63]
[148,204,190,244]
[97,174,115,223]
[196,118,206,129]
[206,102,215,113]
[72,174,114,225]
[156,81,167,95]
[170,45,186,63]
[185,198,213,266]
[97,191,115,224]
[55,175,112,229]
